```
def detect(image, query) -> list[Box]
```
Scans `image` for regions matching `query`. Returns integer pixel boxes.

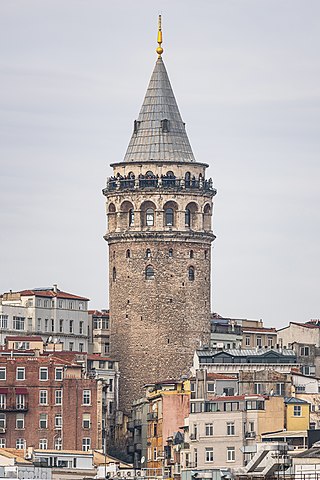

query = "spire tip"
[156,14,163,57]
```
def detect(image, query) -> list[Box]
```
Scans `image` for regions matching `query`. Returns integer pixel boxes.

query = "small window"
[185,208,191,226]
[16,367,25,381]
[227,447,235,462]
[82,438,91,452]
[39,438,48,450]
[205,447,214,462]
[129,209,134,226]
[145,265,155,280]
[168,248,173,257]
[300,346,310,356]
[55,368,63,381]
[83,390,91,405]
[39,413,48,429]
[39,390,48,405]
[146,248,151,258]
[126,249,131,258]
[0,367,6,380]
[205,250,208,259]
[146,208,154,226]
[205,423,214,436]
[161,119,170,132]
[188,266,195,281]
[190,250,194,259]
[39,367,48,381]
[16,438,25,449]
[55,413,62,428]
[227,422,235,435]
[83,413,91,429]
[165,208,174,226]
[294,405,302,416]
[55,390,62,405]
[112,267,116,281]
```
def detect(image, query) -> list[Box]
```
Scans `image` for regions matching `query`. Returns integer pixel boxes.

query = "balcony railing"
[0,403,28,412]
[103,177,216,195]
[146,412,158,421]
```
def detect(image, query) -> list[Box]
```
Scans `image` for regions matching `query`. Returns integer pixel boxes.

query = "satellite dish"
[140,456,145,464]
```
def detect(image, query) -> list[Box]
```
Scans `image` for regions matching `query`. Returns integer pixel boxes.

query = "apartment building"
[88,310,110,356]
[0,351,103,451]
[0,285,89,352]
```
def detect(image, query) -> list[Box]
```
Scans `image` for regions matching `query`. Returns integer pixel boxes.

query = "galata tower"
[103,17,216,412]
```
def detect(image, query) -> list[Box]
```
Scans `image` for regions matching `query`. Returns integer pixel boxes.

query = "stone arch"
[163,200,179,227]
[140,200,157,228]
[107,202,117,231]
[203,203,212,231]
[185,201,199,229]
[120,200,135,229]
[185,171,191,188]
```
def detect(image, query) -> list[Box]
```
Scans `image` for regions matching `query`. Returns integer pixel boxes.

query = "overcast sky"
[0,0,319,328]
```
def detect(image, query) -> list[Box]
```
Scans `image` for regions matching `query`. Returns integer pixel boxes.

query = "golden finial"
[156,14,163,57]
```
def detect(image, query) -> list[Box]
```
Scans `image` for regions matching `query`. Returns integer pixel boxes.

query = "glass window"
[59,319,63,333]
[0,394,6,409]
[16,367,25,380]
[39,390,48,405]
[0,413,6,429]
[245,336,250,346]
[146,208,154,226]
[13,316,25,330]
[256,336,262,347]
[0,438,5,448]
[207,383,215,392]
[190,250,194,259]
[69,342,74,351]
[55,414,62,428]
[83,390,91,405]
[129,209,134,226]
[205,447,214,462]
[168,248,173,257]
[145,265,155,280]
[0,315,8,329]
[254,383,262,395]
[79,321,84,334]
[300,346,310,356]
[276,383,285,396]
[39,438,48,449]
[185,208,191,226]
[205,423,213,436]
[227,447,235,462]
[165,208,174,226]
[83,413,91,429]
[82,438,91,452]
[69,320,73,333]
[188,266,195,281]
[16,413,24,429]
[0,367,6,380]
[39,413,48,429]
[16,438,25,449]
[126,249,131,258]
[58,300,63,308]
[16,394,25,409]
[227,422,235,435]
[40,368,48,381]
[55,390,62,405]
[112,267,116,281]
[294,405,302,416]
[146,248,151,258]
[55,437,62,450]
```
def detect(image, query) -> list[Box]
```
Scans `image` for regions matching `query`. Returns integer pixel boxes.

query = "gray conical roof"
[123,57,195,163]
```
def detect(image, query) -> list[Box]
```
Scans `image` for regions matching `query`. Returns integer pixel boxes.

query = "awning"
[15,388,28,394]
[0,388,8,394]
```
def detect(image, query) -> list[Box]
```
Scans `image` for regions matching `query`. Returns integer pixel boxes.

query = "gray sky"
[0,0,319,328]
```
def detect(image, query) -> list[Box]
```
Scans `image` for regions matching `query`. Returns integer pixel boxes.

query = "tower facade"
[103,26,216,412]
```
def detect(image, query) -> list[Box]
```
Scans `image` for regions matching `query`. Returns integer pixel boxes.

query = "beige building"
[183,394,284,471]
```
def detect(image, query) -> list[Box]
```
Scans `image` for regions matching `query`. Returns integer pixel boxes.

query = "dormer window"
[133,120,141,134]
[161,119,170,133]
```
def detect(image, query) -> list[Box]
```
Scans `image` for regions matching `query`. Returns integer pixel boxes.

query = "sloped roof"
[284,396,309,404]
[123,57,195,163]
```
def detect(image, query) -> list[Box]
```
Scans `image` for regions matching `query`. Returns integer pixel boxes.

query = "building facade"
[104,27,216,411]
[0,286,89,352]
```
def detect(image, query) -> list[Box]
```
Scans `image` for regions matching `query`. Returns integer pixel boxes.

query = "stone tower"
[103,21,216,412]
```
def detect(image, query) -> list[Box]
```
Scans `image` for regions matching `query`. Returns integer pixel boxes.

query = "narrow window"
[129,209,134,226]
[146,208,154,226]
[168,248,173,257]
[126,249,131,258]
[112,267,116,282]
[185,208,191,226]
[161,119,170,132]
[188,266,195,281]
[146,248,151,258]
[190,250,194,259]
[165,208,174,226]
[145,265,155,280]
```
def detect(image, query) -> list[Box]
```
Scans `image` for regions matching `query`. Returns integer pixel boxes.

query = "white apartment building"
[0,285,89,352]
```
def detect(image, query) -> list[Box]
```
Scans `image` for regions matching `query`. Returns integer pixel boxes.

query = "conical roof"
[123,57,195,163]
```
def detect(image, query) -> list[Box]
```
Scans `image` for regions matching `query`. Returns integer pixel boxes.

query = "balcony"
[0,404,28,412]
[147,412,158,421]
[103,176,216,195]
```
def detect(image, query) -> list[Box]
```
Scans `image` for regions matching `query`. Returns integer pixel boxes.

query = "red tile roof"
[6,336,43,342]
[242,326,277,333]
[16,289,89,301]
[88,310,109,316]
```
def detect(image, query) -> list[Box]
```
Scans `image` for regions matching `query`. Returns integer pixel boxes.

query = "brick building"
[0,352,103,451]
[103,20,216,412]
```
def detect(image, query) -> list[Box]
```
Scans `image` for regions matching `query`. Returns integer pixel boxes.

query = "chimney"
[53,284,58,293]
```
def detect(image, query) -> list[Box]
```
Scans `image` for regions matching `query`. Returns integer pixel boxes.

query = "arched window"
[205,250,208,259]
[126,249,131,258]
[145,265,154,280]
[129,209,134,226]
[188,266,195,281]
[185,208,191,227]
[190,250,194,259]
[168,248,173,258]
[166,171,174,178]
[165,208,174,226]
[146,208,154,226]
[146,248,151,258]
[112,267,117,281]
